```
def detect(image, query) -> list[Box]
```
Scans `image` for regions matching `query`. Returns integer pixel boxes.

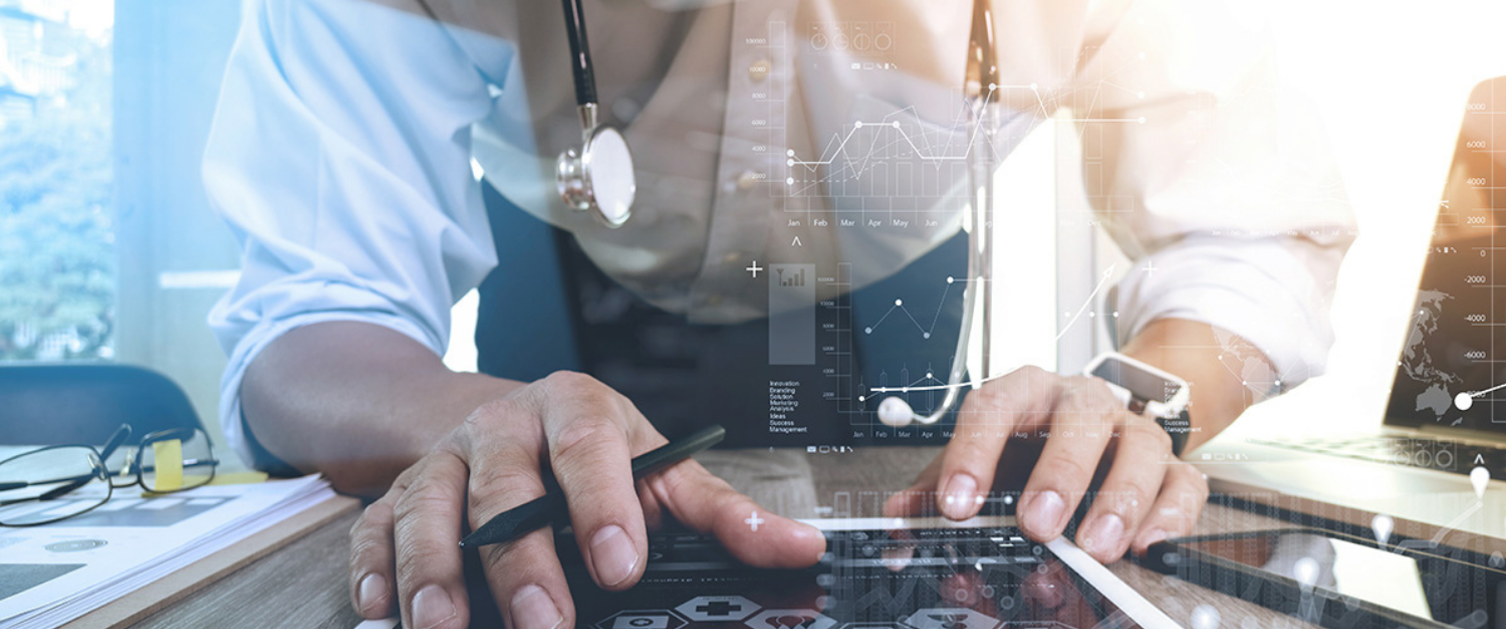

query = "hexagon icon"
[902,608,1001,629]
[596,610,687,629]
[744,609,838,629]
[675,595,760,622]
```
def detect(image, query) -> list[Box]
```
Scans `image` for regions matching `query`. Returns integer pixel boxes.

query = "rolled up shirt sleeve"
[1074,0,1357,390]
[203,0,510,467]
[1113,236,1346,390]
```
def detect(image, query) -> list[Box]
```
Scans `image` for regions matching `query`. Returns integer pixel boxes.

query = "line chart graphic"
[780,84,1145,214]
[861,275,968,340]
[864,264,1116,397]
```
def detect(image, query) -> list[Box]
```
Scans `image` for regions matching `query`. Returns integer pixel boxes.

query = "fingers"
[1017,377,1119,543]
[484,529,573,629]
[349,496,397,619]
[534,373,651,591]
[1130,463,1209,555]
[391,448,471,629]
[463,400,574,629]
[935,366,1058,520]
[1075,416,1171,562]
[648,458,826,568]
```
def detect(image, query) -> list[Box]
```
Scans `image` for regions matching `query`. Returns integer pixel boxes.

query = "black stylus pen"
[458,424,726,550]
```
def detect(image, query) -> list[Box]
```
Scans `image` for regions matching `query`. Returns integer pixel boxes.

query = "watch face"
[1090,358,1183,405]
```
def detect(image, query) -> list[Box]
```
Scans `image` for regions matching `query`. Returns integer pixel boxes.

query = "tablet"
[354,517,1177,629]
[560,516,1178,629]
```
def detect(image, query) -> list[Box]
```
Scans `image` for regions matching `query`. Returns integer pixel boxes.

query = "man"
[204,1,1355,628]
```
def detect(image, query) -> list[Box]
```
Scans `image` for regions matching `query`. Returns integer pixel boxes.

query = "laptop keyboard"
[1250,435,1506,476]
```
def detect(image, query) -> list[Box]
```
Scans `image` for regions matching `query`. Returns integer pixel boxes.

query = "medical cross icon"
[698,601,743,617]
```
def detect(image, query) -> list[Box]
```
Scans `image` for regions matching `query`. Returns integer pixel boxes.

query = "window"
[0,0,114,361]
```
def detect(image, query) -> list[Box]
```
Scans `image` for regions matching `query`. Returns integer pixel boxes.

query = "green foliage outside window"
[0,35,113,360]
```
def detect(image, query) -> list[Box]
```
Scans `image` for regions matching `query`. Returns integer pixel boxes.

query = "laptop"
[1195,76,1506,551]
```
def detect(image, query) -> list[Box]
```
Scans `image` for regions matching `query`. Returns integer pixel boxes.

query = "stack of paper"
[0,475,337,629]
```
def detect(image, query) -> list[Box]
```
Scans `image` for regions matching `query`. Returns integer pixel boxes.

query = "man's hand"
[884,365,1209,563]
[886,319,1265,563]
[345,372,826,629]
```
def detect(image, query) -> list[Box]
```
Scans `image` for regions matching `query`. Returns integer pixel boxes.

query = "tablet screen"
[1177,530,1506,625]
[562,526,1144,629]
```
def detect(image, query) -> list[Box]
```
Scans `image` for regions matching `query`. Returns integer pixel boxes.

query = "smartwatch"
[1083,352,1192,456]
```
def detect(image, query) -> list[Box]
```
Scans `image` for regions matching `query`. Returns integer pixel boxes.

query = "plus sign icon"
[595,611,688,629]
[675,595,760,622]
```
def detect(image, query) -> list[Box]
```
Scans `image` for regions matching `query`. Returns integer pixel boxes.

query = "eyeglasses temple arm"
[39,476,93,501]
[98,424,132,461]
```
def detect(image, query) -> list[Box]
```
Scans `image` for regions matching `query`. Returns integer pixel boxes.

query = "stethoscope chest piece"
[558,122,635,228]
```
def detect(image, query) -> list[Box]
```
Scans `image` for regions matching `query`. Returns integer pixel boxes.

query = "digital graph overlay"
[736,18,1157,431]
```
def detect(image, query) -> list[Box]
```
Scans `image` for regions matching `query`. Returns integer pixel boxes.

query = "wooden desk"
[128,447,1310,628]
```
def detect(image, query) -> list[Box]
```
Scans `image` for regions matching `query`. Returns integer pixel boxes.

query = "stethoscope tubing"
[559,0,599,108]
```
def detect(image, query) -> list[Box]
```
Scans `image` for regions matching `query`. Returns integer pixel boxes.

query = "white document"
[0,474,335,629]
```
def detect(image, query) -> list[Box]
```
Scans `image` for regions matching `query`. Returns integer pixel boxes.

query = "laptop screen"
[1386,77,1506,435]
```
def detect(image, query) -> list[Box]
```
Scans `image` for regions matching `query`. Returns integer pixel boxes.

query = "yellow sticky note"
[151,439,183,492]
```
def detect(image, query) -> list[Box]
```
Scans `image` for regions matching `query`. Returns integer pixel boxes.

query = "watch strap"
[1157,408,1192,457]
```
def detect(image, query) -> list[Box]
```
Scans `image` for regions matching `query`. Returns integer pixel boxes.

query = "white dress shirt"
[204,0,1357,464]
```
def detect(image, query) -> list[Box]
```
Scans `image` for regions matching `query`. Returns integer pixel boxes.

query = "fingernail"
[357,573,386,616]
[1024,577,1065,608]
[412,585,457,629]
[942,474,977,519]
[1024,491,1066,538]
[590,525,640,587]
[1083,513,1125,555]
[512,584,564,629]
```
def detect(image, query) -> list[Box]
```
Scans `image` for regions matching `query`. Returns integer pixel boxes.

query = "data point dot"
[895,299,903,306]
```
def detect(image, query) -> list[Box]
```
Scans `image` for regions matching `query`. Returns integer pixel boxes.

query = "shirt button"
[737,170,758,190]
[748,59,771,82]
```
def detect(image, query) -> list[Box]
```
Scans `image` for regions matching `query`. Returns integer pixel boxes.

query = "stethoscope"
[555,0,637,228]
[874,0,1001,427]
[554,0,1000,427]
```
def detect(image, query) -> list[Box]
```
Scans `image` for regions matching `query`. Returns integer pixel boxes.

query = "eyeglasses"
[0,424,219,527]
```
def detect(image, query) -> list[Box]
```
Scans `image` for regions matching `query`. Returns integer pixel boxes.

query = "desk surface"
[128,447,1312,629]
